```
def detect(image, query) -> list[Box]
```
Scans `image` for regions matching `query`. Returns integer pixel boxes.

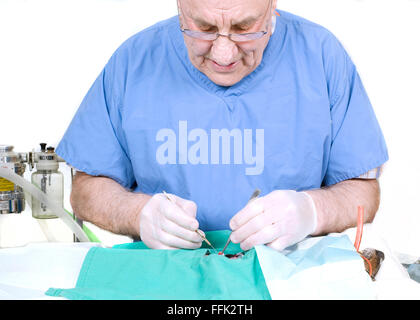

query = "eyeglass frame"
[180,29,268,42]
[178,0,273,43]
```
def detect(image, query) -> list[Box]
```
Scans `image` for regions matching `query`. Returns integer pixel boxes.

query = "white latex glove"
[139,193,203,249]
[229,190,318,251]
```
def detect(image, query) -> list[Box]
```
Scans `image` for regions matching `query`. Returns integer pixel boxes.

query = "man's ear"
[177,0,184,28]
[271,0,277,15]
[272,0,278,13]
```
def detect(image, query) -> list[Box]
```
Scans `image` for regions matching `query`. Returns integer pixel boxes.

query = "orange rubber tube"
[353,206,373,277]
[354,206,364,251]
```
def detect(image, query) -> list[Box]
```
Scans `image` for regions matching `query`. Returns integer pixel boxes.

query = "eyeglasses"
[178,0,272,43]
[180,29,268,42]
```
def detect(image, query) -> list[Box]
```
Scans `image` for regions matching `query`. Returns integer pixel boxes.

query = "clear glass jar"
[31,168,63,219]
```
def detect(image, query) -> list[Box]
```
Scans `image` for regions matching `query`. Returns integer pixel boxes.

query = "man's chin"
[206,72,245,87]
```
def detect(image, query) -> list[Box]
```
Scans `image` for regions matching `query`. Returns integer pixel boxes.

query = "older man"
[57,0,388,251]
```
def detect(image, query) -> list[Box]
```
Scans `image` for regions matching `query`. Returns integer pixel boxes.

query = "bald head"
[178,0,277,86]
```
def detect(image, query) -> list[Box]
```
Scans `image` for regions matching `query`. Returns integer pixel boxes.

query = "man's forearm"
[306,179,380,236]
[70,172,151,238]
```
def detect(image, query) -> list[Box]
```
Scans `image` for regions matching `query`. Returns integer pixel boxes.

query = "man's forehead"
[179,0,270,24]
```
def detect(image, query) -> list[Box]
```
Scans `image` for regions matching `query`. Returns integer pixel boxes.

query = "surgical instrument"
[219,188,261,255]
[162,190,216,250]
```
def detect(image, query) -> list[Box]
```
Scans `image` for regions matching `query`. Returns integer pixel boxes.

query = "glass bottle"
[31,147,63,219]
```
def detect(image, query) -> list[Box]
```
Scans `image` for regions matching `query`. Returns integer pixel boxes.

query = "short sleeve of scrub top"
[56,52,135,189]
[321,34,388,186]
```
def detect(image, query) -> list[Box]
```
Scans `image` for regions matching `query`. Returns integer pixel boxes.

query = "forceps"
[219,188,261,255]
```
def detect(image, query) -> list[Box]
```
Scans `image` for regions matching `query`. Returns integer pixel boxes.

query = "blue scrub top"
[56,10,388,231]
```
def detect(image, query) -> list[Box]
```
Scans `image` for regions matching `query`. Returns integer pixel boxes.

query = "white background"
[0,0,419,256]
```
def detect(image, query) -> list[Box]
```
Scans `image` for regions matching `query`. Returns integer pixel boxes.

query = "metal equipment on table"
[0,143,88,244]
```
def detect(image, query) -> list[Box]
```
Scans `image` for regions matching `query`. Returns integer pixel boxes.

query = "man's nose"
[210,36,239,65]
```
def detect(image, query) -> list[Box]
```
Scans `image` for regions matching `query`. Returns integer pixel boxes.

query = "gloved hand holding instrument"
[138,191,206,250]
[229,190,318,252]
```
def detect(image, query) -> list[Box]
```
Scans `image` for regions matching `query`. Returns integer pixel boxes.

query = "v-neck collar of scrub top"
[168,12,285,101]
